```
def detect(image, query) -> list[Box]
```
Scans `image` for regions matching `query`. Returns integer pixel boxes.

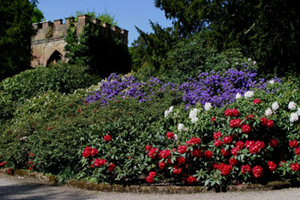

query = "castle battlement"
[32,15,128,45]
[31,15,128,67]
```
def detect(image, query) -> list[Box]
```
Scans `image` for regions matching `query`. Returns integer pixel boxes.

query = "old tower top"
[31,15,128,67]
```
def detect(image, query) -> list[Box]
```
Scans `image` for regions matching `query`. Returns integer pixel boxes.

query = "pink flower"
[104,135,112,142]
[252,165,263,178]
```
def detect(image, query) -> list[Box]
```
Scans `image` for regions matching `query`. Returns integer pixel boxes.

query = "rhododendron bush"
[1,65,300,188]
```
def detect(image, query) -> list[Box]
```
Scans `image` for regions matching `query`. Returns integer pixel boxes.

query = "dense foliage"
[0,0,43,80]
[64,21,132,78]
[0,63,98,126]
[131,0,300,78]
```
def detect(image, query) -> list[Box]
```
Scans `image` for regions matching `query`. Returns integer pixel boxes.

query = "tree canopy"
[0,0,44,80]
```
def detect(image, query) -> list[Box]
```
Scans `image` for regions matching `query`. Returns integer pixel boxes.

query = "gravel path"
[1,173,300,200]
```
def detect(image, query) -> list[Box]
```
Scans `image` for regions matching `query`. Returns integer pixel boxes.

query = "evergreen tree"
[0,0,43,80]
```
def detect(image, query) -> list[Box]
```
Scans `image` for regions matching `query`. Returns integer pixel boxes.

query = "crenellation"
[31,14,128,67]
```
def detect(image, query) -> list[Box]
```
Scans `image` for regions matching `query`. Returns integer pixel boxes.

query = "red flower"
[230,119,243,128]
[246,114,255,120]
[267,161,277,172]
[186,175,197,184]
[260,118,268,126]
[90,148,98,157]
[231,147,240,155]
[104,135,112,142]
[253,98,261,105]
[149,171,157,177]
[235,141,244,149]
[241,164,251,174]
[266,120,274,128]
[269,138,278,148]
[177,145,187,154]
[78,109,81,112]
[214,139,223,147]
[213,131,223,139]
[295,147,300,155]
[148,147,158,159]
[0,161,7,166]
[191,149,202,157]
[159,149,171,159]
[290,163,300,171]
[211,117,216,122]
[224,109,239,117]
[223,136,233,144]
[108,163,116,172]
[166,132,175,139]
[173,167,182,175]
[252,166,263,178]
[186,137,201,145]
[241,124,251,133]
[159,161,166,169]
[220,164,232,176]
[82,149,91,158]
[145,145,152,152]
[94,158,107,167]
[146,176,154,183]
[289,140,298,148]
[221,149,229,157]
[204,150,213,158]
[46,127,51,131]
[177,157,186,165]
[229,157,238,166]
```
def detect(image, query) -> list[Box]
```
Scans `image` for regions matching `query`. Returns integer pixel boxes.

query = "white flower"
[288,101,297,110]
[174,134,178,140]
[191,117,199,123]
[204,102,212,111]
[265,108,272,117]
[272,101,279,111]
[297,108,300,116]
[235,93,242,99]
[269,80,275,85]
[183,127,189,132]
[248,58,252,61]
[290,112,299,122]
[244,91,254,99]
[164,110,171,118]
[189,108,199,119]
[164,106,174,118]
[178,123,185,131]
[253,61,257,65]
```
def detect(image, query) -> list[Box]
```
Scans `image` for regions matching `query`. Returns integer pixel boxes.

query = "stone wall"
[31,15,128,67]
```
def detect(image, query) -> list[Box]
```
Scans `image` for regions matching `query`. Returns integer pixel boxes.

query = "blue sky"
[37,0,173,46]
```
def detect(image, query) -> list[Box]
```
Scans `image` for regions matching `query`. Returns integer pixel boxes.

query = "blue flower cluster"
[85,66,280,108]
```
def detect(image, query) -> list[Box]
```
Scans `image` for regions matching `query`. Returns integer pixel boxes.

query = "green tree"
[74,8,118,27]
[0,0,44,81]
[64,20,131,78]
[154,0,300,76]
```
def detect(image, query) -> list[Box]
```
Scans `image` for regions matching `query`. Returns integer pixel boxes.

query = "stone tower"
[31,15,128,67]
